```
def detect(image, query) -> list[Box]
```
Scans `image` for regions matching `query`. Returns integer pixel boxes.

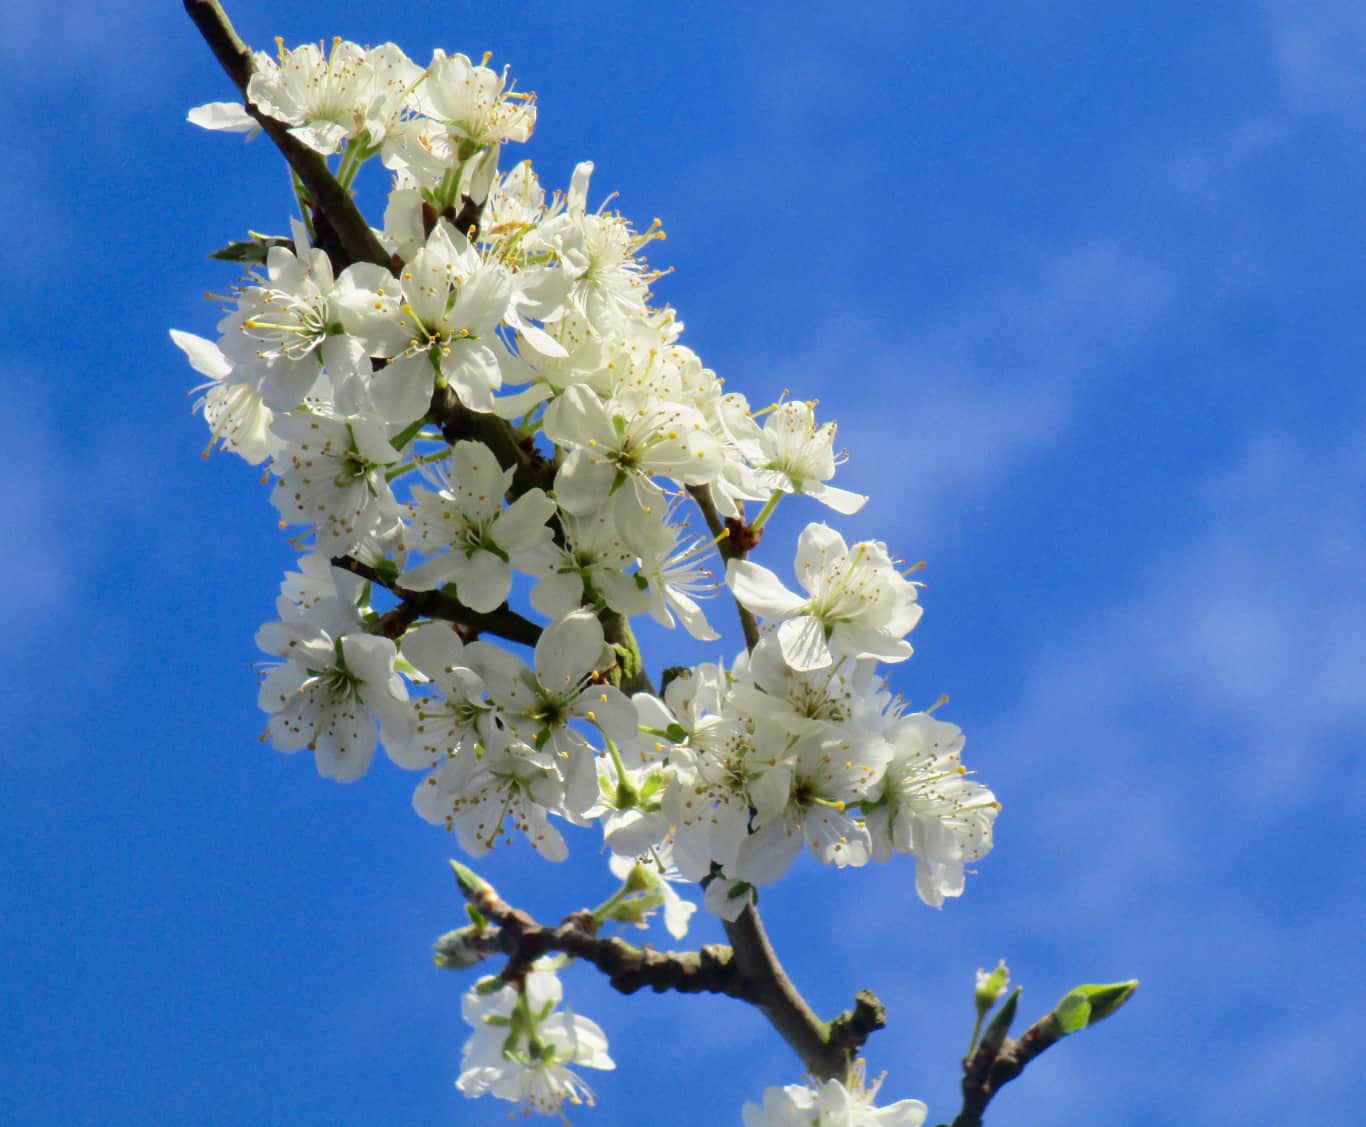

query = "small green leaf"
[208,231,291,264]
[1054,980,1139,1034]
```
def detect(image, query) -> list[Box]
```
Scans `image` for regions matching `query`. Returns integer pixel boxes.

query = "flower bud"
[433,925,494,970]
[974,960,1010,1020]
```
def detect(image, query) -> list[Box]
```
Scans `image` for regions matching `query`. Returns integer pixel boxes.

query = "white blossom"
[400,440,555,611]
[171,329,278,464]
[743,1064,927,1127]
[269,413,403,557]
[730,398,868,515]
[865,713,999,907]
[413,739,569,859]
[416,50,536,148]
[470,611,638,815]
[255,617,413,781]
[727,523,922,672]
[457,963,613,1116]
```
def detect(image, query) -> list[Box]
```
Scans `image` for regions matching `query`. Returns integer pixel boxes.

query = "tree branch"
[332,555,542,647]
[448,866,747,996]
[602,611,656,696]
[427,384,553,501]
[446,869,883,1076]
[723,900,881,1083]
[183,0,391,269]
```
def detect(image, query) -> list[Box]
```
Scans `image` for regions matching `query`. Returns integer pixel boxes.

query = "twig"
[949,1011,1065,1127]
[333,555,542,647]
[723,900,880,1083]
[450,871,883,1077]
[687,483,761,651]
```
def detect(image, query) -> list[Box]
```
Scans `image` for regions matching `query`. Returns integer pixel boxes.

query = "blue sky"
[3,2,1363,1124]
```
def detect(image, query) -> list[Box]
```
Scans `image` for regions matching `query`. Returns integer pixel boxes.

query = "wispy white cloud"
[996,424,1366,807]
[1261,2,1366,114]
[4,371,77,654]
[762,240,1173,548]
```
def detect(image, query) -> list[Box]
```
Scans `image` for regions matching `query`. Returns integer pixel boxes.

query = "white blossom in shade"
[273,556,366,639]
[413,739,569,859]
[398,621,504,767]
[730,399,868,515]
[255,619,413,782]
[590,729,670,852]
[543,383,726,529]
[608,842,698,940]
[727,523,923,673]
[399,441,555,611]
[468,611,639,816]
[735,728,891,885]
[645,660,733,744]
[743,1063,927,1127]
[171,329,278,464]
[269,413,403,557]
[527,509,649,621]
[457,963,612,1117]
[660,728,753,886]
[482,158,550,235]
[378,223,513,418]
[628,507,720,640]
[596,769,669,858]
[864,713,999,908]
[632,663,751,885]
[702,876,754,922]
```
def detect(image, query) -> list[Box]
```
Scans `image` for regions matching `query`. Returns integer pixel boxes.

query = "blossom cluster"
[180,35,999,1123]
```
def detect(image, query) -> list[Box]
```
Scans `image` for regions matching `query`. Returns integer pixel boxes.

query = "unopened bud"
[433,925,493,970]
[974,960,1010,1020]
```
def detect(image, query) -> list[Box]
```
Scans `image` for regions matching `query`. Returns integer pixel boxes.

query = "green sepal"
[637,771,664,802]
[978,986,1020,1058]
[602,896,654,926]
[1054,980,1139,1034]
